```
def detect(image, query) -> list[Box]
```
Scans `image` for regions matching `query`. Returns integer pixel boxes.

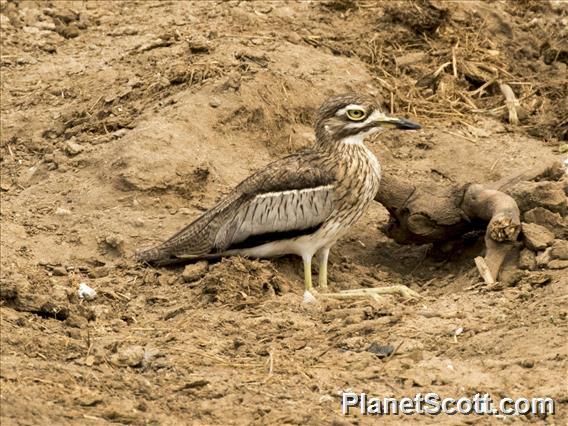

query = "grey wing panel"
[214,184,334,250]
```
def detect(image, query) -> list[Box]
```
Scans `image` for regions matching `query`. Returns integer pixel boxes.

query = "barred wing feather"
[135,153,336,265]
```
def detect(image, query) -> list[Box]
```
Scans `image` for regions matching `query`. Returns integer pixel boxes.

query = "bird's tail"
[134,246,173,265]
[134,194,245,266]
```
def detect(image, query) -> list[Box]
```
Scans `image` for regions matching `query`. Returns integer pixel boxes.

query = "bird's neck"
[314,129,374,153]
[314,130,381,179]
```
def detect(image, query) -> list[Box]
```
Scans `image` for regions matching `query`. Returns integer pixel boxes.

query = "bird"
[136,92,421,299]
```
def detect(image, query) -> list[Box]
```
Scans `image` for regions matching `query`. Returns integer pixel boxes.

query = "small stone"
[78,283,97,300]
[187,35,212,54]
[111,345,145,368]
[518,249,536,270]
[51,266,68,276]
[105,234,124,248]
[66,328,82,340]
[524,207,566,238]
[519,360,534,369]
[182,261,208,282]
[158,274,170,286]
[39,44,57,54]
[114,26,138,36]
[16,57,37,65]
[209,98,221,108]
[35,21,56,31]
[112,129,128,139]
[0,14,11,29]
[550,239,568,260]
[132,218,144,227]
[64,140,84,156]
[127,77,143,88]
[536,248,552,267]
[55,207,72,216]
[522,222,555,251]
[56,23,80,39]
[285,32,302,45]
[257,5,273,13]
[547,259,568,269]
[366,342,394,358]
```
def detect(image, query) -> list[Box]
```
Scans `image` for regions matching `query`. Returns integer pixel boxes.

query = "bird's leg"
[303,254,313,293]
[317,247,330,290]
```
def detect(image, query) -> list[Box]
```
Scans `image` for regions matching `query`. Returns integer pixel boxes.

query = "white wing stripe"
[214,184,335,249]
[255,184,334,199]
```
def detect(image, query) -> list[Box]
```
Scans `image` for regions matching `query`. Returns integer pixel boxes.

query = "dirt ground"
[1,1,567,425]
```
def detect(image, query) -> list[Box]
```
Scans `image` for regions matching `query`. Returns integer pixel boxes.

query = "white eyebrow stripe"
[367,109,386,121]
[335,104,365,116]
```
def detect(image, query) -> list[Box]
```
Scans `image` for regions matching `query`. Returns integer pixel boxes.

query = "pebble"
[547,259,568,269]
[64,140,84,156]
[550,239,568,260]
[524,207,565,238]
[182,261,208,282]
[55,207,72,216]
[285,33,302,45]
[521,222,555,251]
[518,248,536,270]
[105,234,124,248]
[51,266,68,276]
[111,345,145,368]
[78,283,97,300]
[187,36,212,54]
[209,98,221,108]
[0,14,10,29]
[536,248,552,267]
[16,57,37,65]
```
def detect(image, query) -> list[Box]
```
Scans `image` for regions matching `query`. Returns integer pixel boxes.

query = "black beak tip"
[399,118,421,130]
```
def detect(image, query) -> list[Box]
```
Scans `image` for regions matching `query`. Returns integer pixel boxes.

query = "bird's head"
[314,92,421,147]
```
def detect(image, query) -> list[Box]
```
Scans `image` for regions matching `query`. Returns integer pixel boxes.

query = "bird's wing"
[136,152,336,265]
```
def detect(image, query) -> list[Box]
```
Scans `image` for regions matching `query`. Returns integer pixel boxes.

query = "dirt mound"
[194,258,291,308]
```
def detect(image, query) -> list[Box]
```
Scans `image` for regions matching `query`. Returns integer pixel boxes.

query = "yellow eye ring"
[346,108,366,121]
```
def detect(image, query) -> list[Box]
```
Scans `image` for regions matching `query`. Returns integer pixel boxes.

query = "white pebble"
[78,283,97,300]
[454,327,464,336]
[55,207,72,216]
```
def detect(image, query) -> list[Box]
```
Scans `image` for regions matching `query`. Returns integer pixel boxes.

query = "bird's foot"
[321,285,420,301]
[303,290,317,304]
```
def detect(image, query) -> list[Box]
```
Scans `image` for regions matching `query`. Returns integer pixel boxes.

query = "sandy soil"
[1,1,567,425]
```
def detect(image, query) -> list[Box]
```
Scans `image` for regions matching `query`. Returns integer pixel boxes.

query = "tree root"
[375,161,565,282]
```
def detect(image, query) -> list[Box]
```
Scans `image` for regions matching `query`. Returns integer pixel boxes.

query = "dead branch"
[498,83,530,125]
[375,161,564,282]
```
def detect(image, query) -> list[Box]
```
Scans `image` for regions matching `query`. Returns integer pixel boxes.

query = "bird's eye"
[346,108,366,121]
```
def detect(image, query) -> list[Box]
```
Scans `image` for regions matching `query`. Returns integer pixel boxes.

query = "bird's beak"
[377,116,421,130]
